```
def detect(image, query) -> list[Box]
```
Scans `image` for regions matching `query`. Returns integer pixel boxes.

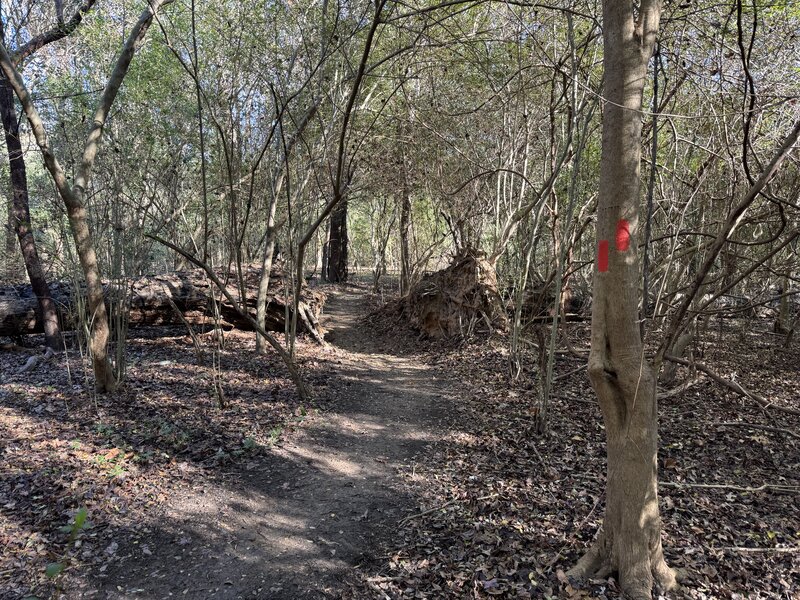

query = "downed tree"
[0,264,325,338]
[508,282,589,324]
[387,250,507,338]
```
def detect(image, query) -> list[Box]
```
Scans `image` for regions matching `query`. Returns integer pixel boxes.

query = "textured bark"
[64,202,116,391]
[324,199,348,283]
[0,265,325,337]
[4,192,19,278]
[0,77,63,351]
[567,1,679,598]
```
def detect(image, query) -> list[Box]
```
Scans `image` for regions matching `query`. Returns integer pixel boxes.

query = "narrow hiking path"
[93,286,457,599]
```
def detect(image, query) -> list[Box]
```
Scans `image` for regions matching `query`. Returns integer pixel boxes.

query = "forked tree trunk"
[0,77,63,351]
[567,1,680,598]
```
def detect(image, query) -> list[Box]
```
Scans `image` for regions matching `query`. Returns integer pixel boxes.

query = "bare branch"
[11,0,99,66]
[0,42,73,201]
[74,0,175,197]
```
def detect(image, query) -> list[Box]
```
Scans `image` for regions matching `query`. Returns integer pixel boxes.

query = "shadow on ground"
[69,286,459,599]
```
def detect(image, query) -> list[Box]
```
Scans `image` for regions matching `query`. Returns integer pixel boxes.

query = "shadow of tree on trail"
[0,286,460,599]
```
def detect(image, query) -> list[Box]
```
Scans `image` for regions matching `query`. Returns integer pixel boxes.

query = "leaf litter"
[344,310,798,599]
[0,326,323,599]
[0,295,797,599]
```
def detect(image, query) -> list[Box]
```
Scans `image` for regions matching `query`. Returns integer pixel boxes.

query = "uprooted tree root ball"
[385,250,508,338]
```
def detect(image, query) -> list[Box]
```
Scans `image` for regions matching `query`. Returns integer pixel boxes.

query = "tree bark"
[255,220,278,352]
[567,1,679,598]
[4,190,19,278]
[0,0,174,392]
[0,77,63,350]
[399,190,412,295]
[398,117,412,296]
[324,198,348,283]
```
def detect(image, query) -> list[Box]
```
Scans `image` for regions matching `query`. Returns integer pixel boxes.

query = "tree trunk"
[775,276,790,334]
[255,211,278,353]
[4,191,20,278]
[324,198,348,283]
[321,234,330,281]
[567,1,680,598]
[66,198,117,391]
[398,117,412,296]
[0,0,174,392]
[399,191,411,295]
[0,76,63,350]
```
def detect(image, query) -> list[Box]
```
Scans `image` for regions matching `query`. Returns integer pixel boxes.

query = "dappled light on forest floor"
[1,284,798,599]
[0,288,461,598]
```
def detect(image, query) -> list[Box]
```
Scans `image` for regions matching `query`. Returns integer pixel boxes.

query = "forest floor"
[0,285,458,599]
[1,283,798,599]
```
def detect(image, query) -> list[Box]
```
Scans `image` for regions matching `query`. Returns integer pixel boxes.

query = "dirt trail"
[94,287,455,599]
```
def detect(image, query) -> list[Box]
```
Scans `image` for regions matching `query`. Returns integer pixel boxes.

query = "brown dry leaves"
[0,328,319,598]
[347,318,799,599]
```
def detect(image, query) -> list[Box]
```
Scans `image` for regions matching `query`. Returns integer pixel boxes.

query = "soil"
[2,284,798,600]
[346,313,800,599]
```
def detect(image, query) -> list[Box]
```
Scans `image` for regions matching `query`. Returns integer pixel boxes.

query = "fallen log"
[0,264,325,338]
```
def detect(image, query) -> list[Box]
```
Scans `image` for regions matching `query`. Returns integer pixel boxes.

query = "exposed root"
[385,249,506,338]
[567,533,682,600]
[17,346,55,374]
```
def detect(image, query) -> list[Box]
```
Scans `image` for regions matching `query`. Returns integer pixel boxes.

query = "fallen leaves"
[345,316,799,599]
[0,327,323,598]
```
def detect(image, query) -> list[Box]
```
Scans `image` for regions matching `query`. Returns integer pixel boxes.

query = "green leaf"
[45,562,64,578]
[74,507,88,530]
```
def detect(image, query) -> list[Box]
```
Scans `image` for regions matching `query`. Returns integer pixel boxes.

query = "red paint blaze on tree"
[598,239,609,272]
[616,219,631,251]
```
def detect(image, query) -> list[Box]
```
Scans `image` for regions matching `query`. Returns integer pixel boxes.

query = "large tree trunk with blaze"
[0,48,62,352]
[567,1,680,598]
